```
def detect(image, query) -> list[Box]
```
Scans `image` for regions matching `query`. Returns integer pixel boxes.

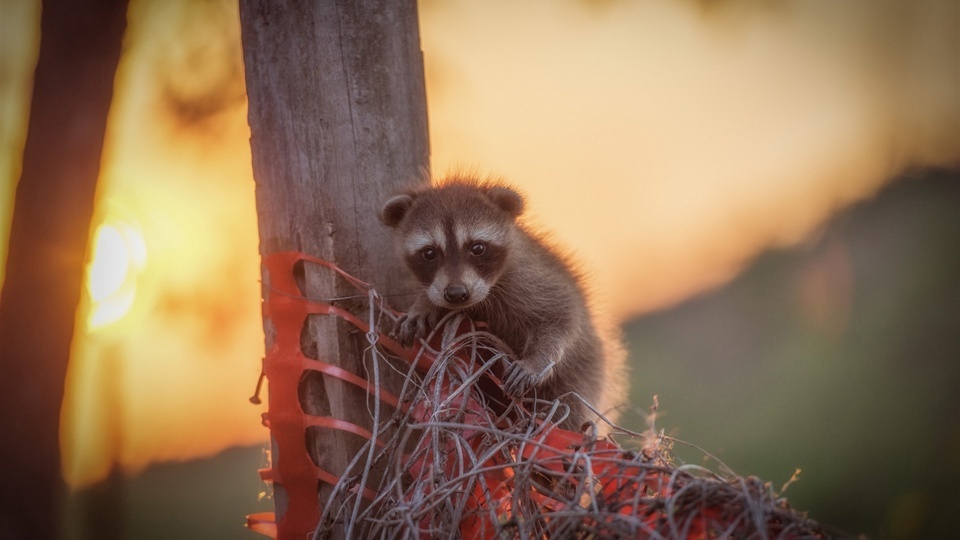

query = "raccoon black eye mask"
[381,176,625,431]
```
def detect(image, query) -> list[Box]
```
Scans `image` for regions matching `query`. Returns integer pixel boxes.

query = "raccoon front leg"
[502,337,565,397]
[393,294,443,346]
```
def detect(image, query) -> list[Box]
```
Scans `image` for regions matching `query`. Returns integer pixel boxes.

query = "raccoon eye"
[469,242,486,256]
[420,247,438,261]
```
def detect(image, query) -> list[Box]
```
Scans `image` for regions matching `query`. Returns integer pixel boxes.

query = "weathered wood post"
[238,0,429,536]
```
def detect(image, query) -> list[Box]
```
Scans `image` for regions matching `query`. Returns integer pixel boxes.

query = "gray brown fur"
[380,176,625,430]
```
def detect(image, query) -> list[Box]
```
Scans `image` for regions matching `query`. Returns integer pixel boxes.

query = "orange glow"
[62,0,265,488]
[0,0,954,488]
[420,0,959,319]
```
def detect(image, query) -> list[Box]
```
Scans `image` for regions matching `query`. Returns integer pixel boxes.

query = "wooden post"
[0,1,128,539]
[238,0,429,535]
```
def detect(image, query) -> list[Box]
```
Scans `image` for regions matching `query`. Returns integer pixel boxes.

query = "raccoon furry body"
[380,176,626,430]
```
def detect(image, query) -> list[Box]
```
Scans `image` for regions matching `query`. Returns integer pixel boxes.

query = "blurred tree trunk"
[239,1,429,537]
[0,1,128,539]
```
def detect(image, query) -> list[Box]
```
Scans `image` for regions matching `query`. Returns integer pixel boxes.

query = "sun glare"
[86,219,146,329]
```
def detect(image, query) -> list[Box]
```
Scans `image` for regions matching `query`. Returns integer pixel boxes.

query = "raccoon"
[380,176,626,431]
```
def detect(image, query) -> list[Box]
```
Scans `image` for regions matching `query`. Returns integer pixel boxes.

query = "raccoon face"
[381,182,525,309]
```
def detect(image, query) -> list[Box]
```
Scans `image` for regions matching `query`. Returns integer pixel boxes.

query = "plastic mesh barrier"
[246,251,837,539]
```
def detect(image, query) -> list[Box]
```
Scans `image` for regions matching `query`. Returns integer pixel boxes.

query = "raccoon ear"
[485,186,525,217]
[380,194,415,227]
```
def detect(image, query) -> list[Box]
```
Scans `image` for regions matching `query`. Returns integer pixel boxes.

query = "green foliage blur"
[621,170,959,538]
[64,446,272,540]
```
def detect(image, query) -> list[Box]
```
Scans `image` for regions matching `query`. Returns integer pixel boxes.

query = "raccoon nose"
[444,284,470,304]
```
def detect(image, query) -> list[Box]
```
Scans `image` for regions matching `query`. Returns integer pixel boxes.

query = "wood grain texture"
[239,0,429,533]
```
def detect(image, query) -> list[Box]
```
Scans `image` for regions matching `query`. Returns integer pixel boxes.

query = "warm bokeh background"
[1,0,957,538]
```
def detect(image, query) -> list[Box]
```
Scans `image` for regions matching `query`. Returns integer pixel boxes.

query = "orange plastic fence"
[245,252,793,539]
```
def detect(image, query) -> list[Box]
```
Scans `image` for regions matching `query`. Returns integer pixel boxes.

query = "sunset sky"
[0,0,957,489]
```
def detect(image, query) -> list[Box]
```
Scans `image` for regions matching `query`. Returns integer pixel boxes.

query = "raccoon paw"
[502,361,545,397]
[392,310,437,347]
[392,314,423,346]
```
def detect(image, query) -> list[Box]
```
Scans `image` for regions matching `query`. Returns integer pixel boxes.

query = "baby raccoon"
[380,176,625,431]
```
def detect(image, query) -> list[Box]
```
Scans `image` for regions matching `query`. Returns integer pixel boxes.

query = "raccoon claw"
[392,314,425,347]
[502,361,542,397]
[392,309,438,347]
